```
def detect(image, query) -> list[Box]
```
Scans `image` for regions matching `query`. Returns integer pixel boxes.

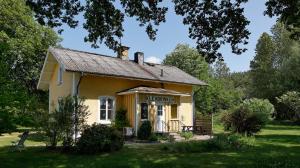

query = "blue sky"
[59,0,277,72]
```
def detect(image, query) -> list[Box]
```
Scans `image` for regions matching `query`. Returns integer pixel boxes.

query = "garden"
[1,0,300,167]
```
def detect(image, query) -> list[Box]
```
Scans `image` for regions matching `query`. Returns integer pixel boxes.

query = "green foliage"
[276,91,300,122]
[46,96,90,149]
[137,121,152,140]
[221,98,274,136]
[0,109,16,134]
[148,134,158,142]
[0,0,60,130]
[161,134,254,153]
[250,33,276,99]
[114,108,130,129]
[180,132,193,140]
[163,44,243,114]
[76,124,124,154]
[249,23,300,120]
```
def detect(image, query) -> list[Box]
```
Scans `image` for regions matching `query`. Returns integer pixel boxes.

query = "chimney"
[117,46,130,60]
[134,52,144,65]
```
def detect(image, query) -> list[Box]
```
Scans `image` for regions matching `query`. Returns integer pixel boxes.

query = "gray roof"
[117,86,191,96]
[49,47,207,86]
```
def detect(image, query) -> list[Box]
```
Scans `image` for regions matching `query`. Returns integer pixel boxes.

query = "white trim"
[117,91,190,96]
[98,96,116,124]
[57,65,64,85]
[37,50,49,89]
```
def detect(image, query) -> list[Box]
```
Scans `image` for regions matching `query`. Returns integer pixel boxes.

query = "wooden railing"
[168,120,180,132]
[161,120,169,133]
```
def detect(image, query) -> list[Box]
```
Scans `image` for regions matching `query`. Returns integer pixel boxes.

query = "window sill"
[99,120,111,125]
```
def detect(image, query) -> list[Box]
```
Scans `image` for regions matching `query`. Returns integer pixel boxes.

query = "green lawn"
[0,122,300,168]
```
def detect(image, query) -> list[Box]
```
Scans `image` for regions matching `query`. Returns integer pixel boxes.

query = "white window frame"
[98,96,115,124]
[57,65,64,85]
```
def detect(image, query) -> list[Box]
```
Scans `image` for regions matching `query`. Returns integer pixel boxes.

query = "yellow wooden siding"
[120,94,135,127]
[49,72,194,128]
[49,63,73,113]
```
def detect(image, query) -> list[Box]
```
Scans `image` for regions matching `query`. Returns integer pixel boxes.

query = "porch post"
[134,93,139,136]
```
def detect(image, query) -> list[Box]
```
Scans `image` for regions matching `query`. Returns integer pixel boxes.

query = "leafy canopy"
[25,0,299,63]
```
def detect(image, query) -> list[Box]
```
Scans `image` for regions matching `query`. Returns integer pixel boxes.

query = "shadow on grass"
[0,143,300,168]
[255,134,300,145]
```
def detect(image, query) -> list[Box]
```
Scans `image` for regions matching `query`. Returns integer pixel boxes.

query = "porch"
[117,86,192,135]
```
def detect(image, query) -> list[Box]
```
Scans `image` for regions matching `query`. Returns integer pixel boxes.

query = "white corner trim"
[37,50,49,90]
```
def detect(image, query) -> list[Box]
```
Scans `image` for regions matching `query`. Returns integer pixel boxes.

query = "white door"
[156,105,164,132]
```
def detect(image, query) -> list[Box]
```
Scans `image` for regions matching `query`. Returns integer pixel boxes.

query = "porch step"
[169,132,185,142]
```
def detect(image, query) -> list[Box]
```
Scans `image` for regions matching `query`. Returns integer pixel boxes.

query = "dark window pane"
[100,110,106,120]
[157,105,163,116]
[141,103,148,119]
[107,110,112,119]
[100,98,106,109]
[107,98,113,109]
[171,104,177,119]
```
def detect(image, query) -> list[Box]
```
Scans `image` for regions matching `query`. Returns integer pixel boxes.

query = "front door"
[156,105,164,132]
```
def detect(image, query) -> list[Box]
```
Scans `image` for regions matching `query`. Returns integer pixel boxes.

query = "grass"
[0,122,300,168]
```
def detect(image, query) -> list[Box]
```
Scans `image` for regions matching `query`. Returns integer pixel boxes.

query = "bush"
[0,108,16,134]
[161,134,254,153]
[137,121,152,140]
[221,98,274,136]
[148,134,158,142]
[45,95,90,149]
[114,108,130,129]
[76,124,124,154]
[180,132,193,140]
[276,91,300,122]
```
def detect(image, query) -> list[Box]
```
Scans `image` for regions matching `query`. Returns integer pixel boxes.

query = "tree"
[0,0,60,128]
[163,44,242,114]
[250,33,275,99]
[265,0,300,41]
[163,44,209,80]
[213,60,230,79]
[25,0,300,63]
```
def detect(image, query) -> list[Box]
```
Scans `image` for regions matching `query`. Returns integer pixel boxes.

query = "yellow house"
[37,47,206,135]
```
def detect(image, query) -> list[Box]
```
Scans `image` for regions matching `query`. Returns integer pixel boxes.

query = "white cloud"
[145,56,162,64]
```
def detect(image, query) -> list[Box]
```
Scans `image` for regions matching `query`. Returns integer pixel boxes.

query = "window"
[99,97,114,123]
[171,104,178,119]
[57,65,63,85]
[157,105,163,116]
[141,103,148,120]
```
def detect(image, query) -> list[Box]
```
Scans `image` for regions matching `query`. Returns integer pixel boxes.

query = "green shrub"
[76,124,124,154]
[137,121,152,140]
[221,98,273,136]
[46,96,90,149]
[148,134,158,142]
[114,108,130,129]
[0,108,16,134]
[161,134,254,153]
[276,91,300,122]
[180,132,193,140]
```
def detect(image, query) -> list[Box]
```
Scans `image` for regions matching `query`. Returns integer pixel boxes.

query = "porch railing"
[168,120,179,132]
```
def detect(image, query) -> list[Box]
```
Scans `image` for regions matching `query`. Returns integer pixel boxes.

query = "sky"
[58,0,277,72]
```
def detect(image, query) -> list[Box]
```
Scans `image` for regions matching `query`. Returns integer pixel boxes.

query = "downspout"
[74,72,84,142]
